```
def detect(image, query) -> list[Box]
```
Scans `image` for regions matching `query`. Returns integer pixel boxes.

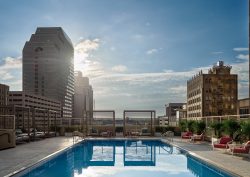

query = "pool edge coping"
[5,138,85,177]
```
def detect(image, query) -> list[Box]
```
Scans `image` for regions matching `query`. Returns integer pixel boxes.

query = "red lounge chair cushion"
[232,147,249,154]
[182,135,191,139]
[182,132,193,139]
[220,137,232,144]
[214,144,227,149]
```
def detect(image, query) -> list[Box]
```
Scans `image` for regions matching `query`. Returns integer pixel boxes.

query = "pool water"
[19,140,233,177]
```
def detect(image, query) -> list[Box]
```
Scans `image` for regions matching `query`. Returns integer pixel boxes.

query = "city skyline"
[0,0,248,116]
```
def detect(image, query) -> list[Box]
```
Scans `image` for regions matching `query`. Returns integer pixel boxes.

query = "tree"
[222,119,240,138]
[211,122,223,138]
[194,121,206,134]
[179,120,187,132]
[241,120,250,140]
[187,120,196,132]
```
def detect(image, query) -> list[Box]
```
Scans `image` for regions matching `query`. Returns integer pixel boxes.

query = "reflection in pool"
[19,140,233,177]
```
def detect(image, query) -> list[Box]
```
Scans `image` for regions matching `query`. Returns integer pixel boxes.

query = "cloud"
[132,34,144,40]
[74,38,100,56]
[146,48,158,55]
[110,46,116,51]
[0,56,22,70]
[0,56,22,90]
[111,65,127,72]
[74,38,104,78]
[211,51,223,55]
[236,54,249,60]
[233,47,249,52]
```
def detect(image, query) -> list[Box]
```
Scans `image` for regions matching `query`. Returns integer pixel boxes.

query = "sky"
[0,0,249,117]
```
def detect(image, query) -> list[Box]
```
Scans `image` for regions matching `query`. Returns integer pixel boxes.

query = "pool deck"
[0,137,76,177]
[0,136,249,177]
[166,137,250,177]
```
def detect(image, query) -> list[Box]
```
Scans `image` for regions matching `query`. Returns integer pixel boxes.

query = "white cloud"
[233,47,249,52]
[111,65,127,72]
[0,56,22,90]
[110,46,116,51]
[74,38,105,78]
[211,51,223,55]
[0,56,22,70]
[236,54,249,60]
[146,48,158,55]
[132,34,144,40]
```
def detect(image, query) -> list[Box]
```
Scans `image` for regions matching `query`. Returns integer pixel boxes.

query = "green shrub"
[155,126,165,133]
[241,120,250,140]
[187,120,196,132]
[179,120,187,132]
[211,122,223,137]
[115,126,123,132]
[222,119,240,138]
[194,121,206,134]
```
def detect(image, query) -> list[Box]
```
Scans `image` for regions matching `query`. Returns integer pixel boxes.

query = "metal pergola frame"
[123,110,156,137]
[86,110,116,136]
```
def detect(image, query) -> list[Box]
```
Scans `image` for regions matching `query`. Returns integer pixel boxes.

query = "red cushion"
[186,132,193,136]
[232,147,249,154]
[220,137,232,144]
[214,144,227,149]
[182,135,191,139]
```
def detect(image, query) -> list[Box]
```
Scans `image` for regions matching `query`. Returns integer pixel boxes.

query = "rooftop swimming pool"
[16,140,234,177]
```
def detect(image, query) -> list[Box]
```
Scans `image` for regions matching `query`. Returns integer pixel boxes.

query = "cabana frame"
[123,110,156,137]
[86,110,115,136]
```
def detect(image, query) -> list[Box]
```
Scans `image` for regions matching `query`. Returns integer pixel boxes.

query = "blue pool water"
[18,140,234,177]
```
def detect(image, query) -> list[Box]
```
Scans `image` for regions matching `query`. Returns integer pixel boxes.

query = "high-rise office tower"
[73,71,93,118]
[23,27,74,118]
[187,61,238,118]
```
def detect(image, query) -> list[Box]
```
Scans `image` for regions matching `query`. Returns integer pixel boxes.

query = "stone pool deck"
[0,136,249,177]
[167,137,250,177]
[0,137,76,177]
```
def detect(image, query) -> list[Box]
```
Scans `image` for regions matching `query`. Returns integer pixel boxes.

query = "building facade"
[238,98,249,118]
[73,71,93,118]
[8,91,61,129]
[165,103,185,126]
[0,83,9,106]
[176,104,187,123]
[158,116,168,127]
[22,27,74,118]
[187,61,238,118]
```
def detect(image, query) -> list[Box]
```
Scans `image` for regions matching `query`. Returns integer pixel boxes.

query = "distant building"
[176,104,187,123]
[165,103,185,126]
[187,61,238,118]
[0,83,9,106]
[158,116,168,127]
[22,27,74,118]
[238,98,249,118]
[73,71,93,118]
[8,91,61,129]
